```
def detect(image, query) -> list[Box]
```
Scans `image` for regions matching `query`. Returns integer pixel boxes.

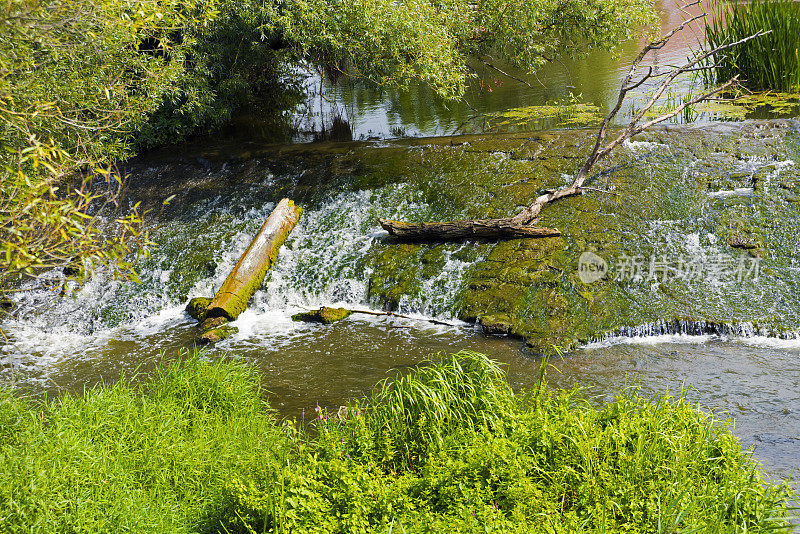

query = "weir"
[2,122,800,491]
[2,122,800,357]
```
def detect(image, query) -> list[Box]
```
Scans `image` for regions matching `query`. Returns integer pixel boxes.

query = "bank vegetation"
[0,351,794,532]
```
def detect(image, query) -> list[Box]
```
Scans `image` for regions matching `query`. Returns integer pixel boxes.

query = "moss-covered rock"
[362,122,800,350]
[199,316,229,334]
[292,307,353,324]
[199,324,239,344]
[197,315,238,344]
[186,297,212,322]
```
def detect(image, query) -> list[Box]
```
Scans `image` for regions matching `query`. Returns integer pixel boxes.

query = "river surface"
[1,0,798,508]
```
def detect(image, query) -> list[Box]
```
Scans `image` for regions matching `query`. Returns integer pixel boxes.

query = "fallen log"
[206,198,302,321]
[378,218,561,240]
[291,306,461,327]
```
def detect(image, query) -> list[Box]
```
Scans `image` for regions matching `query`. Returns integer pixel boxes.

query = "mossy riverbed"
[89,120,800,350]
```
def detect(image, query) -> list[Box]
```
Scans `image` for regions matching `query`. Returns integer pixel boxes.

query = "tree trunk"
[206,198,302,321]
[378,218,561,240]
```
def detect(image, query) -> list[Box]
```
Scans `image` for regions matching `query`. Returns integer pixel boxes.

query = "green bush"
[705,0,800,92]
[0,351,793,533]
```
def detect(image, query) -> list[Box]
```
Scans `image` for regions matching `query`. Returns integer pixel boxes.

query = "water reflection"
[224,0,713,143]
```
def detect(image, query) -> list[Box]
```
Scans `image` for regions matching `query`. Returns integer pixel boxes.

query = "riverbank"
[0,351,794,533]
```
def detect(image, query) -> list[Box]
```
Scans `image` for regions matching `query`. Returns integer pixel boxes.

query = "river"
[1,0,798,503]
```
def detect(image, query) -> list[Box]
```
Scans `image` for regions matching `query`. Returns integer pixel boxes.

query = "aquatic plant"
[705,0,800,92]
[0,350,794,533]
[701,91,800,120]
[481,96,602,133]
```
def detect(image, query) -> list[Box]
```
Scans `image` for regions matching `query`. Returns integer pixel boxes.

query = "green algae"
[199,316,229,334]
[357,123,800,349]
[199,324,239,344]
[291,307,353,324]
[482,96,602,133]
[186,297,212,322]
[701,92,800,120]
[198,316,238,344]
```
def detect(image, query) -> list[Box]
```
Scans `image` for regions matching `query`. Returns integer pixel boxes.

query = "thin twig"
[482,61,533,88]
[348,308,461,327]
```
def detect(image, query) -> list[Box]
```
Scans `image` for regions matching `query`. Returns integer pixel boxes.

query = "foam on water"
[623,139,668,151]
[708,187,755,198]
[584,333,716,349]
[708,156,795,198]
[0,185,480,378]
[585,317,800,354]
[585,331,800,351]
[736,335,800,351]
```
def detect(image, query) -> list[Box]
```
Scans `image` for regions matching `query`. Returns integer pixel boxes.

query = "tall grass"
[0,355,290,534]
[705,0,800,92]
[0,350,795,533]
[232,352,796,533]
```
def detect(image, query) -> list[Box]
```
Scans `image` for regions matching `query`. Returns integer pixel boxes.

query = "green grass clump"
[231,352,795,533]
[0,351,795,533]
[705,0,800,92]
[0,355,291,533]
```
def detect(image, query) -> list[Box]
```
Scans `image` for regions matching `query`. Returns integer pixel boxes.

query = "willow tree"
[0,0,656,295]
[267,0,658,99]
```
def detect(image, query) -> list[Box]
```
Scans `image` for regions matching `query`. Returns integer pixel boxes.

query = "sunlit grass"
[0,355,290,533]
[0,350,795,533]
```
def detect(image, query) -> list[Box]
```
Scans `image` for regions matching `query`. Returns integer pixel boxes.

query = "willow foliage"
[0,0,656,292]
[0,0,221,287]
[269,0,658,98]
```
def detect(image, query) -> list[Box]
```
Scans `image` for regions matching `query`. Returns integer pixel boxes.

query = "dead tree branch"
[379,19,768,241]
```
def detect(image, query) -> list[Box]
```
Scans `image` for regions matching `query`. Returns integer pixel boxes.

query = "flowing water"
[1,0,799,507]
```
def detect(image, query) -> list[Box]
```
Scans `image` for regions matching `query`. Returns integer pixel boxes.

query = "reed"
[705,0,800,92]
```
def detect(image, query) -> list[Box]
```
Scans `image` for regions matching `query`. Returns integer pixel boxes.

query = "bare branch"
[378,20,769,241]
[624,67,653,91]
[482,61,534,88]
